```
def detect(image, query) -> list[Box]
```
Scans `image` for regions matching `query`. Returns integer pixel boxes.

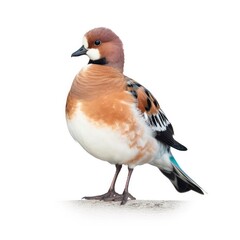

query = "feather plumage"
[160,155,204,194]
[125,77,187,151]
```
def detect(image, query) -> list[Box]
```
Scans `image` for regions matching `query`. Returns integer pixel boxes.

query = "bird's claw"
[83,190,123,202]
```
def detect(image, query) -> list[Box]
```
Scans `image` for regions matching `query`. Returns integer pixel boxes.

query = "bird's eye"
[94,40,101,46]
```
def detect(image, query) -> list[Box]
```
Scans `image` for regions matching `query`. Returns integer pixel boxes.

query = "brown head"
[71,27,125,72]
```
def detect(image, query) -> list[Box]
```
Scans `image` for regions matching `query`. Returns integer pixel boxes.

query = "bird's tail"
[159,156,204,194]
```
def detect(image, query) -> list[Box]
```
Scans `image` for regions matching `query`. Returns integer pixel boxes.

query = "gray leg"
[121,167,136,205]
[83,164,123,201]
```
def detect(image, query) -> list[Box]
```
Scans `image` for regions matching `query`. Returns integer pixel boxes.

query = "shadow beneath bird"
[63,199,187,213]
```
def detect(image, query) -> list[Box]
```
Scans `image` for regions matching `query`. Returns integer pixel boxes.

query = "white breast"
[66,103,159,167]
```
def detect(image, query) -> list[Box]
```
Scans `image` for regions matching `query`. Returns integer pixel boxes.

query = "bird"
[66,27,204,205]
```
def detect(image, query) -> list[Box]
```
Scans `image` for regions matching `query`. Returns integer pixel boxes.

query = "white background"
[0,0,239,239]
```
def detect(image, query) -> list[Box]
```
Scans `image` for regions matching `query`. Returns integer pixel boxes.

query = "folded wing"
[125,77,187,151]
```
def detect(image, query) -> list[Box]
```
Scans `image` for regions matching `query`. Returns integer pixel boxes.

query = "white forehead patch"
[87,48,101,60]
[82,36,88,49]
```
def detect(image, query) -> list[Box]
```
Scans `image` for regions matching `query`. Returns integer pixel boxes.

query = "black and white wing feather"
[126,77,187,151]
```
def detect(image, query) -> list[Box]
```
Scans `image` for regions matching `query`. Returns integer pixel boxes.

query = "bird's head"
[71,27,124,72]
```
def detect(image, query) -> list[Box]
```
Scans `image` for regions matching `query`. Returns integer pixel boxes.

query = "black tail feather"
[160,166,204,195]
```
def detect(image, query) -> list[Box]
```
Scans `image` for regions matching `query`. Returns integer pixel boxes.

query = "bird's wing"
[125,76,187,151]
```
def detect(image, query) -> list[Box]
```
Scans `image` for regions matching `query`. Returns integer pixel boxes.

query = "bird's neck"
[88,58,107,65]
[88,56,124,73]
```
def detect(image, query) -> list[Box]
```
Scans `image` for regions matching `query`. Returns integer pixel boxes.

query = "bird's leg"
[104,164,123,200]
[83,164,123,201]
[120,167,136,205]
